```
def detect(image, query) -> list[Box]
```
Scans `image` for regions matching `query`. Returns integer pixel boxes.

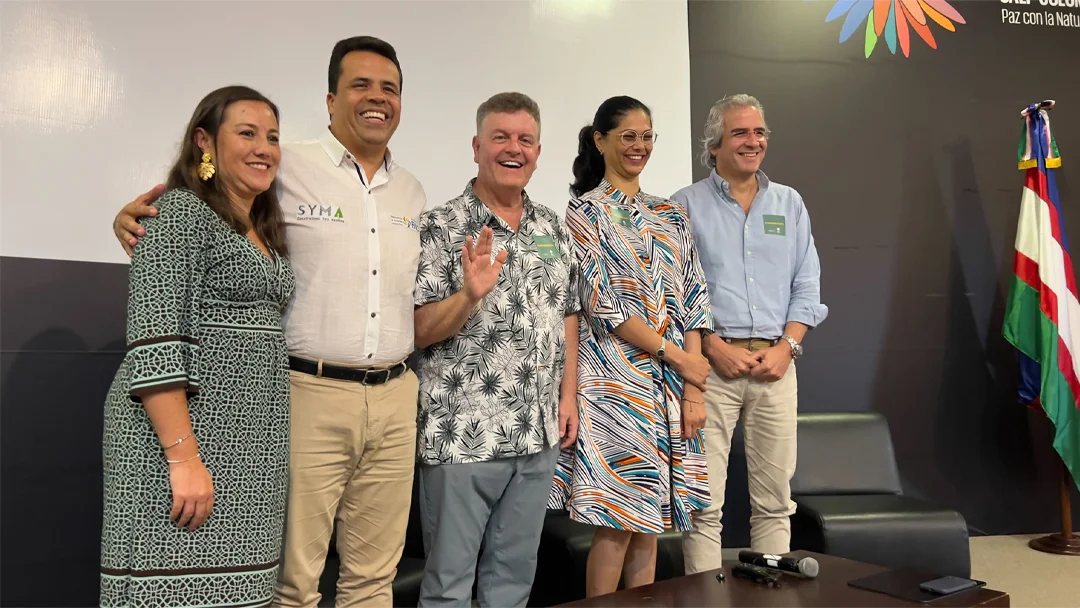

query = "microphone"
[738,550,819,578]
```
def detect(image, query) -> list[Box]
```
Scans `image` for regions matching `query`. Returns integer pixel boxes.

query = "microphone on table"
[738,550,819,578]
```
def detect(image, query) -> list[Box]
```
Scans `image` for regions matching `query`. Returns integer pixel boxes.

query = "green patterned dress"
[99,188,294,607]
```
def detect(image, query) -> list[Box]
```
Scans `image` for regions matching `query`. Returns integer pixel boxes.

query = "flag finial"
[1019,100,1062,170]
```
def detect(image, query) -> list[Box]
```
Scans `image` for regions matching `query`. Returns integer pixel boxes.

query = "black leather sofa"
[789,412,972,578]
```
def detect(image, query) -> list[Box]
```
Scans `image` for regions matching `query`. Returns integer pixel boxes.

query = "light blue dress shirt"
[671,170,827,339]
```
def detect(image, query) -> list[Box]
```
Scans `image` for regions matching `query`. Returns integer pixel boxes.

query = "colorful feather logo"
[820,0,966,58]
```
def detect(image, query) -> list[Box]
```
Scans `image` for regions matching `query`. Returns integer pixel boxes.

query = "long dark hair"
[569,96,652,197]
[165,85,288,256]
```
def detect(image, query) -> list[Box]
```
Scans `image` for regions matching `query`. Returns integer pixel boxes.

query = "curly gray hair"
[699,94,768,168]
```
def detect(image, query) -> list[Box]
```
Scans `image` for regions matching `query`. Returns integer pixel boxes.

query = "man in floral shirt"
[412,92,580,607]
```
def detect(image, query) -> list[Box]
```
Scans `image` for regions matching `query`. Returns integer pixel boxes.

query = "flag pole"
[1012,100,1080,555]
[1028,456,1080,555]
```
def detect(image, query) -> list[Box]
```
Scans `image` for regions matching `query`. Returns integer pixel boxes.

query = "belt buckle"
[363,368,389,384]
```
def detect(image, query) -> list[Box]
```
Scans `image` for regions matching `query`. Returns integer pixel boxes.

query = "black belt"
[288,355,408,385]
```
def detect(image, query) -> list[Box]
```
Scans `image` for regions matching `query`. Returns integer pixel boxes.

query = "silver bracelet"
[166,453,200,464]
[163,432,193,451]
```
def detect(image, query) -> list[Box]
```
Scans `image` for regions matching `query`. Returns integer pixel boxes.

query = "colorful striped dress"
[549,179,713,533]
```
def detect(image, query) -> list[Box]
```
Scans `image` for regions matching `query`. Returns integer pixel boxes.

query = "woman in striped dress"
[550,96,714,597]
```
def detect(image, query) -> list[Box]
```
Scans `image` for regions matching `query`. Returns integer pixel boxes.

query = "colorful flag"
[1003,100,1080,489]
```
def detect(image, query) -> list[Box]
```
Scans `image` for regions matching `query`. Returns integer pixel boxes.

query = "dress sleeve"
[676,204,714,335]
[124,189,209,399]
[565,197,639,336]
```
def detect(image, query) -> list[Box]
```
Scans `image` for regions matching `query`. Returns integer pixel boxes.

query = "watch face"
[784,337,801,358]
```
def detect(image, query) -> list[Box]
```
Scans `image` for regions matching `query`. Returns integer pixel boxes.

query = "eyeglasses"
[617,130,658,147]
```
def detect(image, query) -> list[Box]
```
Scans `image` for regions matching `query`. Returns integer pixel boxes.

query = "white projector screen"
[0,0,692,265]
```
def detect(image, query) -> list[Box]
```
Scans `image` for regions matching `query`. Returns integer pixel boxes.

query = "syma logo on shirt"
[296,204,345,223]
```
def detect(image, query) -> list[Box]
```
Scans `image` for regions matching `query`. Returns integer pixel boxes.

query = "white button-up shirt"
[278,128,427,366]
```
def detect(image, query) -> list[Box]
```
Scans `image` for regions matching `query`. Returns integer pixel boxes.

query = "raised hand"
[462,226,508,304]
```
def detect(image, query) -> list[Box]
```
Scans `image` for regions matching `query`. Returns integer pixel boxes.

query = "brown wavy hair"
[165,85,288,256]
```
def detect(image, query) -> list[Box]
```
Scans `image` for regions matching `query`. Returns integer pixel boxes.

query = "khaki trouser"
[682,339,798,575]
[275,363,419,607]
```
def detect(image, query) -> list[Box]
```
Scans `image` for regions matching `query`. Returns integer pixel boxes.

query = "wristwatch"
[656,337,667,359]
[781,334,803,359]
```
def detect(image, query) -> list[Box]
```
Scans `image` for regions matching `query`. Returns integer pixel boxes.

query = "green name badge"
[609,206,634,229]
[533,234,561,261]
[763,214,786,236]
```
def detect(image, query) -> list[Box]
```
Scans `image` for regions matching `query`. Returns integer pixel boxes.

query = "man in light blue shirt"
[671,94,827,574]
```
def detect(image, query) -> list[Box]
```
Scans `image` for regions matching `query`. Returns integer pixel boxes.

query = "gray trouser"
[417,447,559,607]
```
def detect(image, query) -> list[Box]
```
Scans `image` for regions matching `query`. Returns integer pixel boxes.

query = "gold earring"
[197,152,215,181]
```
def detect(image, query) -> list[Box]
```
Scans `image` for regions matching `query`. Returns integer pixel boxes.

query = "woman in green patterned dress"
[99,85,294,607]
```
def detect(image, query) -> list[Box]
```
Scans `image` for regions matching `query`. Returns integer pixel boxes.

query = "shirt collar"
[709,169,770,201]
[597,178,641,206]
[462,178,535,229]
[318,127,394,171]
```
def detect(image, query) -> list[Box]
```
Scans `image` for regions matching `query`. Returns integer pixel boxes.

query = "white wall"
[0,0,692,265]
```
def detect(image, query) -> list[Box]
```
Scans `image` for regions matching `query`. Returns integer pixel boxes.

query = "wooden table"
[558,551,1009,607]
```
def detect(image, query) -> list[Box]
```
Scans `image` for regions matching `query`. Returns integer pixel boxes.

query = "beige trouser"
[275,363,419,607]
[682,339,798,575]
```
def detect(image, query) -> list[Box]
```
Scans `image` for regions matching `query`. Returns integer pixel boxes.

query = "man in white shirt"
[111,36,426,608]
